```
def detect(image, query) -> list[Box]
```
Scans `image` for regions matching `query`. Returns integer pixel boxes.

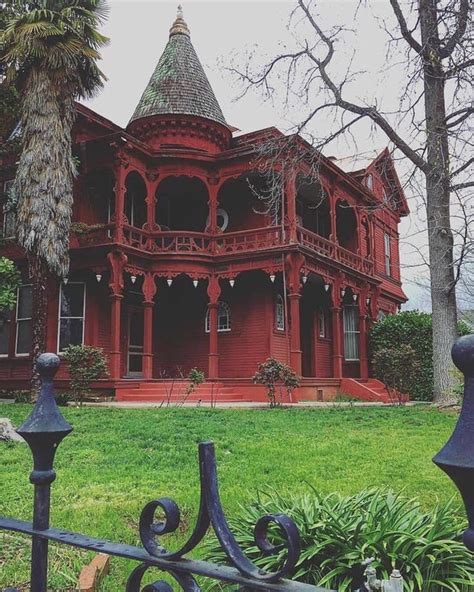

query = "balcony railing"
[72,223,373,274]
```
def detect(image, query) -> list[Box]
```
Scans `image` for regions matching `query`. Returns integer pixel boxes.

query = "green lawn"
[0,404,460,590]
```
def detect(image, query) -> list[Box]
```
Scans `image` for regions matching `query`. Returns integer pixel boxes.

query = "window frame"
[205,301,231,333]
[15,284,33,357]
[275,294,285,331]
[343,304,360,361]
[318,308,328,339]
[57,282,86,353]
[384,232,392,276]
[0,310,12,358]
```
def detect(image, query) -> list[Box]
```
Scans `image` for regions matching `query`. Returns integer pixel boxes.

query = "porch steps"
[116,381,250,403]
[342,378,408,403]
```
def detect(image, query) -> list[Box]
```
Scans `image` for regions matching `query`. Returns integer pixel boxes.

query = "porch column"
[107,251,127,380]
[331,305,343,378]
[207,276,221,379]
[207,177,219,233]
[358,287,369,380]
[285,169,298,243]
[329,193,337,242]
[109,293,123,379]
[289,292,302,375]
[145,171,159,229]
[142,273,157,380]
[113,154,128,243]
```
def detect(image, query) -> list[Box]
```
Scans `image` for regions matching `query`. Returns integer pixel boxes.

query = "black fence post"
[16,353,72,592]
[434,334,474,551]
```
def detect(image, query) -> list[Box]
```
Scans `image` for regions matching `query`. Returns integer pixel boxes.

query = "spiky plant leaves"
[202,488,473,591]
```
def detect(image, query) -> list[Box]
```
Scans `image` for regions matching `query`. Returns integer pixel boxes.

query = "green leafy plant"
[253,358,299,407]
[62,345,109,406]
[370,311,470,401]
[176,367,205,406]
[372,344,421,405]
[0,257,20,313]
[55,392,72,407]
[203,488,473,592]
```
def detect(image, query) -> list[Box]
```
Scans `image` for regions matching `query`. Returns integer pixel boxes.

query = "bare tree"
[233,0,473,403]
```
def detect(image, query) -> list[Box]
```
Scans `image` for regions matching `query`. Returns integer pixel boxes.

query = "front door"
[127,307,144,377]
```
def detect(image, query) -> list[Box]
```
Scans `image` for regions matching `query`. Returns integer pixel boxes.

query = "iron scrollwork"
[135,440,301,586]
[0,354,322,592]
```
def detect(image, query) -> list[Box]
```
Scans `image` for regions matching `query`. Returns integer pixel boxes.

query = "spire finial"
[170,4,190,37]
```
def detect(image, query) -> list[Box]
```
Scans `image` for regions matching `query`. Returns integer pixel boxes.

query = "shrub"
[62,345,109,406]
[202,488,473,592]
[372,344,421,404]
[253,358,299,407]
[0,257,20,312]
[369,311,471,401]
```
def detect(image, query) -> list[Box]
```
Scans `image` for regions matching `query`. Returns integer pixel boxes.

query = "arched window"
[275,294,285,331]
[205,301,231,333]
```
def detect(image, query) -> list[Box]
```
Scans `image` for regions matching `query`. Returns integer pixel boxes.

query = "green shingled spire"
[129,6,227,127]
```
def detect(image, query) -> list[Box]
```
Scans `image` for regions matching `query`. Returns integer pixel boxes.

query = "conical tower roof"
[129,6,227,127]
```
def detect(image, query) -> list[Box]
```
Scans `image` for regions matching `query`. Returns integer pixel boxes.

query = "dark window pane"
[0,318,10,355]
[129,354,143,373]
[61,284,84,318]
[18,286,32,319]
[59,318,84,351]
[16,320,31,354]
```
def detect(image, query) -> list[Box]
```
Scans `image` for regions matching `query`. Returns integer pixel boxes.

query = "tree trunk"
[420,0,458,403]
[28,256,50,396]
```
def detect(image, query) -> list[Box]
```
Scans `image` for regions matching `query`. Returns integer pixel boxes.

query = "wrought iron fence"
[1,333,474,591]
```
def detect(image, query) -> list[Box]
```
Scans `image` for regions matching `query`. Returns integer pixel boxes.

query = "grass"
[0,404,462,590]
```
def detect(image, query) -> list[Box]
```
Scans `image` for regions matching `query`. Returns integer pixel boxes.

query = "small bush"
[369,311,471,401]
[253,358,299,407]
[55,392,72,407]
[62,345,109,405]
[203,488,473,591]
[372,344,421,404]
[13,390,32,404]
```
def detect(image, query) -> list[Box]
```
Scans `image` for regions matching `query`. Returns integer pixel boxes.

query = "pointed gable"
[129,7,227,127]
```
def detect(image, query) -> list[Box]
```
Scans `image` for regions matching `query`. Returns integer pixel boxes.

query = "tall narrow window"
[365,174,373,190]
[2,180,16,238]
[58,283,86,352]
[319,309,328,338]
[275,294,285,331]
[343,305,360,361]
[384,233,391,276]
[205,301,231,333]
[0,311,11,356]
[16,285,32,355]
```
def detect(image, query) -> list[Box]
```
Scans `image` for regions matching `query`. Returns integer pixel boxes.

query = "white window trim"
[15,284,32,357]
[319,309,327,338]
[205,301,231,333]
[343,305,360,362]
[57,282,86,353]
[275,294,285,331]
[384,232,391,276]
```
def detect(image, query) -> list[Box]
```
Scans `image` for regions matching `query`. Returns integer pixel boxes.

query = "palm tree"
[0,1,109,384]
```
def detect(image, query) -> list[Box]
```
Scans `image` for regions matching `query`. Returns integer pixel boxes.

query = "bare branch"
[389,0,423,54]
[451,156,474,178]
[439,0,470,58]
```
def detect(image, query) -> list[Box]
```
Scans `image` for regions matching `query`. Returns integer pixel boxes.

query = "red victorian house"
[0,10,408,403]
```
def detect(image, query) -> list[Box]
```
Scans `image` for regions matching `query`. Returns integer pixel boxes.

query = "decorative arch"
[125,171,147,228]
[336,200,358,252]
[217,173,272,231]
[155,175,209,232]
[296,175,330,238]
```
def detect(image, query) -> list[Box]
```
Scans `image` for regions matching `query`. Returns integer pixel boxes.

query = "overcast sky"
[85,0,432,310]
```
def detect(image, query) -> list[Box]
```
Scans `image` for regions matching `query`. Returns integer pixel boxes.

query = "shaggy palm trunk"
[14,68,75,393]
[420,0,458,403]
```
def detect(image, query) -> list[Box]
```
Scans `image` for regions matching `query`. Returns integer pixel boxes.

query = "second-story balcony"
[71,223,373,275]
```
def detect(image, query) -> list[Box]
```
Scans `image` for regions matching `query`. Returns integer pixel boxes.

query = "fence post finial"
[433,334,474,551]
